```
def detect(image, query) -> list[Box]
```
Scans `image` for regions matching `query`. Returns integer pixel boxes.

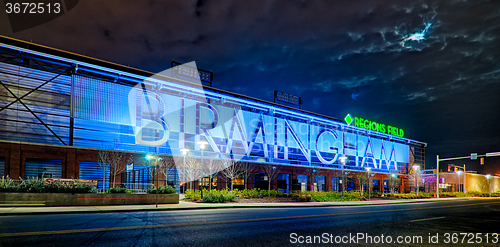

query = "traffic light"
[448,165,451,172]
[480,157,484,165]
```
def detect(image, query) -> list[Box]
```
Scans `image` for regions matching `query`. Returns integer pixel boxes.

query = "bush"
[185,190,201,201]
[385,192,433,199]
[147,186,175,194]
[201,190,235,203]
[0,176,97,193]
[296,195,312,202]
[491,192,500,197]
[106,187,129,193]
[291,191,366,202]
[231,189,288,198]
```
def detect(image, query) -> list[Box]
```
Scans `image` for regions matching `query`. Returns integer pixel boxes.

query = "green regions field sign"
[345,114,404,137]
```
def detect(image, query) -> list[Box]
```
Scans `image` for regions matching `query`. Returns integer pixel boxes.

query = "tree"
[220,158,242,191]
[177,156,202,192]
[388,174,399,193]
[157,155,179,187]
[202,158,223,191]
[348,170,370,197]
[410,167,423,195]
[108,150,132,188]
[240,162,256,190]
[262,162,280,194]
[97,149,109,191]
[97,149,132,189]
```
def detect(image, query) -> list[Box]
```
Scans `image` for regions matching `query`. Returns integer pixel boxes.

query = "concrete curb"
[0,197,487,216]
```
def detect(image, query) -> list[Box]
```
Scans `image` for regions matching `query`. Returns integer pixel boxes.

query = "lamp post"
[413,165,420,195]
[365,167,371,200]
[391,174,397,193]
[181,148,189,193]
[312,169,316,191]
[339,155,347,198]
[197,141,208,199]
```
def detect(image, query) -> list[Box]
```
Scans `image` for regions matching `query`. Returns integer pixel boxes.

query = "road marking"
[0,200,499,238]
[410,216,445,222]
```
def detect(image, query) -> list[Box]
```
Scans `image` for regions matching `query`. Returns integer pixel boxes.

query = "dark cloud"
[1,0,499,173]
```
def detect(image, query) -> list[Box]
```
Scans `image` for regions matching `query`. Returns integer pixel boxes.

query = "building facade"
[411,172,500,194]
[0,36,426,193]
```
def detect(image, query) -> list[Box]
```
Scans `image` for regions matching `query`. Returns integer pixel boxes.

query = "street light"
[391,173,397,193]
[197,141,208,199]
[413,165,420,195]
[339,155,347,198]
[365,167,371,200]
[181,148,189,193]
[486,174,491,197]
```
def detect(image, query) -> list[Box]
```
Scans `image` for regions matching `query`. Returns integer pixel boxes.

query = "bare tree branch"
[262,163,280,194]
[240,162,256,190]
[202,158,223,191]
[97,149,108,191]
[108,150,132,188]
[220,158,242,191]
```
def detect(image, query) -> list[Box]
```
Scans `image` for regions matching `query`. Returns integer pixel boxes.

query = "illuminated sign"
[71,69,412,173]
[122,84,411,171]
[345,114,404,137]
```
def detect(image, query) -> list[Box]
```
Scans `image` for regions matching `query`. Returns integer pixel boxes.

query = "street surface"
[1,198,499,246]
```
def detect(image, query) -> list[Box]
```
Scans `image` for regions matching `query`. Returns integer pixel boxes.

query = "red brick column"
[9,144,21,179]
[65,149,77,179]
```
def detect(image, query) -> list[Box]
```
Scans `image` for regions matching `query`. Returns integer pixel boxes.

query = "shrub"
[232,188,286,198]
[185,190,201,201]
[106,187,129,193]
[0,176,97,193]
[291,191,366,202]
[147,186,175,194]
[201,190,235,203]
[296,195,312,202]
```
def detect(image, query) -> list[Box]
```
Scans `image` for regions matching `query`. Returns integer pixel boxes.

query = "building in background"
[0,36,426,193]
[412,172,500,194]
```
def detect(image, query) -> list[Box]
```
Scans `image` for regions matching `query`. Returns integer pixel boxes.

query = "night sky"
[1,0,499,174]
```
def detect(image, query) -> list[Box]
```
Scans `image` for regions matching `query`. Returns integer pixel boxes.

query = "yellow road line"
[0,200,498,238]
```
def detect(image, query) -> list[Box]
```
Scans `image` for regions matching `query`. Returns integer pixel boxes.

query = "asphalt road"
[1,199,500,246]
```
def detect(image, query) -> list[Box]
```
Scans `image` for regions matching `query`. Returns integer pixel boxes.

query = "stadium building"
[0,36,426,193]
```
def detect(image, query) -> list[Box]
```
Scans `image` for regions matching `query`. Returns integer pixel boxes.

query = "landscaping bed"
[0,176,179,206]
[0,192,179,206]
[183,189,500,204]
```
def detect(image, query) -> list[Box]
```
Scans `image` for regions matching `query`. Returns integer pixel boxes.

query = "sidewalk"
[0,197,490,216]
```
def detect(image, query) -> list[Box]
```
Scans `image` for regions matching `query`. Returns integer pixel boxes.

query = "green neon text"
[353,117,404,137]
